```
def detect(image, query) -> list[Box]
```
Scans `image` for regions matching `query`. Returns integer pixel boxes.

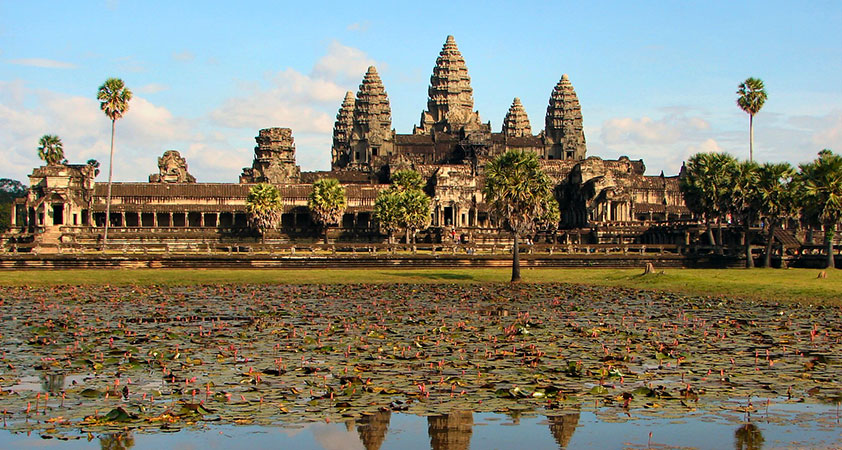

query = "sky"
[1,0,840,184]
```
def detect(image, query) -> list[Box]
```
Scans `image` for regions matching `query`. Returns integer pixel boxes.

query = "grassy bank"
[1,267,840,304]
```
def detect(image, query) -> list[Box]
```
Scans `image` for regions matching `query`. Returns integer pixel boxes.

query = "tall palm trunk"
[763,219,778,268]
[511,232,521,282]
[749,114,754,162]
[705,221,715,247]
[104,119,115,245]
[826,225,835,269]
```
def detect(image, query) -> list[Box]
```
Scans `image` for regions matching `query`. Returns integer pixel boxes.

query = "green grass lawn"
[1,267,840,304]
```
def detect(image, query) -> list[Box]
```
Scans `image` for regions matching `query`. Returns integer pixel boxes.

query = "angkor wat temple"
[10,36,690,249]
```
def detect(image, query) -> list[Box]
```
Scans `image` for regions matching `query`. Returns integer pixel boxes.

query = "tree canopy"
[37,135,65,166]
[308,178,347,244]
[246,183,283,237]
[483,150,558,282]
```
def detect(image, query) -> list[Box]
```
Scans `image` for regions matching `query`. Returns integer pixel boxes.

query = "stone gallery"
[11,36,689,248]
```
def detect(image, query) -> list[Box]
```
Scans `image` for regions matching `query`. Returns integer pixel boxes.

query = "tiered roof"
[502,97,532,137]
[331,91,355,165]
[545,74,587,158]
[353,66,391,136]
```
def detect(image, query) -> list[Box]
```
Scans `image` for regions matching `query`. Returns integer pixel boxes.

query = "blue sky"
[1,0,840,183]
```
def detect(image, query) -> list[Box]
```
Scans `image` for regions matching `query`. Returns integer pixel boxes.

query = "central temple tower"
[415,35,485,135]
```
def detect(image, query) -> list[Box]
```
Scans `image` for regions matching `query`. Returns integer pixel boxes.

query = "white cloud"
[600,115,709,146]
[171,51,195,63]
[136,83,168,94]
[347,21,370,32]
[8,58,76,69]
[312,41,378,83]
[0,41,382,183]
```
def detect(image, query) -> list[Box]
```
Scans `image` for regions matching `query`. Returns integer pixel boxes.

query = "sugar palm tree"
[756,162,796,268]
[97,78,132,244]
[374,189,403,244]
[400,189,432,250]
[729,160,761,268]
[737,77,767,162]
[37,135,64,166]
[307,178,347,244]
[798,150,842,269]
[246,183,283,242]
[483,150,555,282]
[680,152,739,251]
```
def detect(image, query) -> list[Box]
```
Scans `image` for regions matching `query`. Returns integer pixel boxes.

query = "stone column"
[169,213,173,228]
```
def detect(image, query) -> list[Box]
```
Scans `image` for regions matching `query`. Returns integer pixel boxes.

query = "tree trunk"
[715,220,724,255]
[744,220,754,268]
[706,221,715,247]
[749,114,754,162]
[826,225,835,269]
[104,119,116,245]
[763,218,777,268]
[323,225,329,245]
[405,228,410,247]
[411,229,417,254]
[511,232,521,283]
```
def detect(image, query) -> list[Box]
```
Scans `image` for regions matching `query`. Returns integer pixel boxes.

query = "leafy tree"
[37,135,65,166]
[97,77,132,244]
[373,189,403,244]
[483,150,555,282]
[737,77,767,162]
[0,178,26,231]
[679,152,739,250]
[307,178,347,244]
[798,149,842,269]
[756,162,796,268]
[246,183,283,241]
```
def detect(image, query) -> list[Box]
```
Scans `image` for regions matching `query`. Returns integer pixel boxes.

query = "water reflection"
[356,410,391,450]
[39,372,65,394]
[428,411,473,450]
[548,411,580,449]
[734,423,764,450]
[100,431,134,450]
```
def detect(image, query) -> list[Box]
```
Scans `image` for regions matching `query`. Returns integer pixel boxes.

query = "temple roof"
[418,36,481,134]
[502,97,532,137]
[545,74,587,157]
[354,66,391,135]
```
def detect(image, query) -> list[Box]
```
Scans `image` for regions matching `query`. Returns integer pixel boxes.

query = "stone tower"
[416,35,483,135]
[348,66,394,168]
[545,74,587,160]
[502,97,532,138]
[331,91,355,169]
[239,127,301,184]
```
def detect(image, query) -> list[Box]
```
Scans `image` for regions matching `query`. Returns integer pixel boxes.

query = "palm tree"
[400,189,432,250]
[374,189,403,244]
[391,170,424,192]
[37,135,64,166]
[798,150,842,269]
[308,178,347,244]
[388,170,432,247]
[680,152,739,251]
[757,162,796,268]
[483,150,555,282]
[737,77,767,162]
[729,160,761,268]
[97,78,132,244]
[246,183,283,242]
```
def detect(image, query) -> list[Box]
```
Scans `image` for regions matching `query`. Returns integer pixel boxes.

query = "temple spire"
[417,35,482,134]
[354,66,392,136]
[502,97,532,137]
[545,74,586,160]
[331,91,355,168]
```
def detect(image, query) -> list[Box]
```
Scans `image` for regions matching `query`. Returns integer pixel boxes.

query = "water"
[2,404,840,449]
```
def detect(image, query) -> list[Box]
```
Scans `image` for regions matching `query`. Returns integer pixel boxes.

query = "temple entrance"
[444,206,453,226]
[52,204,64,225]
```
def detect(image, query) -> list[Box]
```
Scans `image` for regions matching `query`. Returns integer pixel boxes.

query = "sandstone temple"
[9,36,690,249]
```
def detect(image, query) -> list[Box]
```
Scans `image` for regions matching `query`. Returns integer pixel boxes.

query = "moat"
[1,283,840,448]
